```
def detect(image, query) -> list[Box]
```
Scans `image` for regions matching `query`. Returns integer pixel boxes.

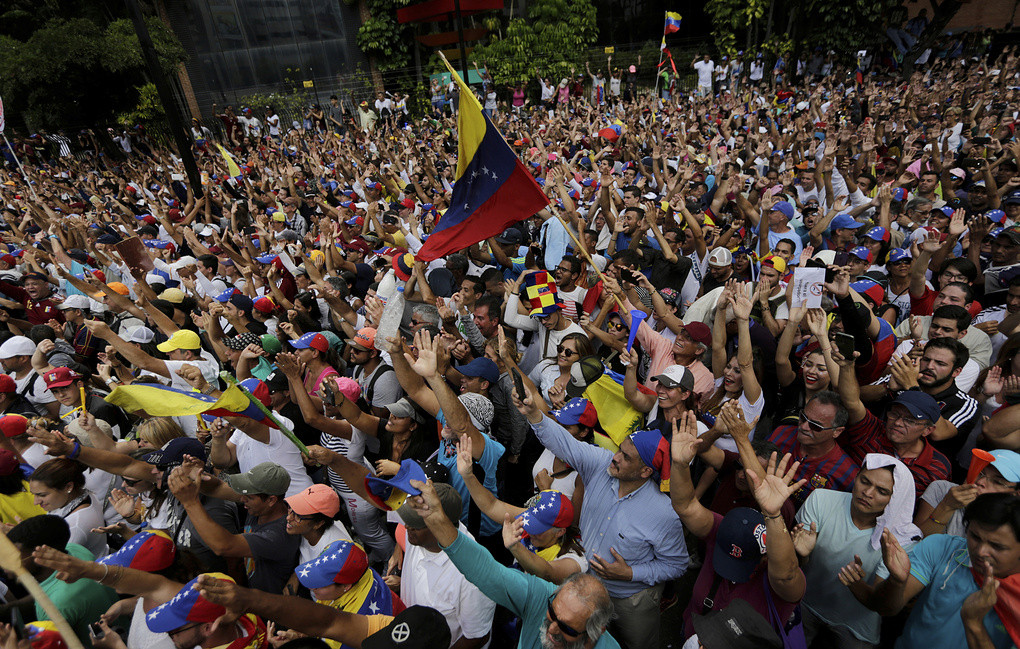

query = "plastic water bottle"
[376,269,397,306]
[376,285,405,345]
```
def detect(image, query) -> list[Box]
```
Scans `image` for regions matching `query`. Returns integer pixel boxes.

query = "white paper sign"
[791,267,825,308]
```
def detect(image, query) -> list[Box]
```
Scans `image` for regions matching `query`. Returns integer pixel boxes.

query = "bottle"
[376,284,405,345]
[376,269,397,306]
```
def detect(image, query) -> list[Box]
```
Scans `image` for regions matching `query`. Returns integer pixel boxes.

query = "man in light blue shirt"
[861,492,1020,649]
[517,386,688,649]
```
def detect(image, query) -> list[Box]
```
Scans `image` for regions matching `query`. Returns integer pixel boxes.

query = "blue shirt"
[436,410,505,537]
[877,534,1013,649]
[444,532,620,649]
[531,416,688,597]
[613,231,661,252]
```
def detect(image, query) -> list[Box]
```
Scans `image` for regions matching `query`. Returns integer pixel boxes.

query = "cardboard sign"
[114,236,154,273]
[791,267,824,308]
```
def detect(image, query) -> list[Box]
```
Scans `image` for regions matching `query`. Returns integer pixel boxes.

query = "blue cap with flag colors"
[256,254,280,264]
[887,248,911,264]
[295,540,369,589]
[850,277,886,305]
[552,398,598,427]
[365,459,428,510]
[518,490,574,537]
[862,226,890,242]
[145,573,234,633]
[214,287,239,303]
[629,429,671,483]
[99,530,176,571]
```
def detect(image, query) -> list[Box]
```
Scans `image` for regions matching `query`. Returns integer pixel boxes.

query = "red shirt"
[682,513,802,638]
[0,280,64,326]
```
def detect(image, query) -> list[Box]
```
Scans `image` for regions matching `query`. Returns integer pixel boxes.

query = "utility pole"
[124,0,202,194]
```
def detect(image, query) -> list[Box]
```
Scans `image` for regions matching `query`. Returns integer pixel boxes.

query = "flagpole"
[654,11,667,98]
[554,214,625,310]
[2,134,38,200]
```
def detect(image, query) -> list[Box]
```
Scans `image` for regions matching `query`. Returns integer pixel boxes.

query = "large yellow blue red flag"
[104,382,276,426]
[664,11,682,34]
[215,143,243,181]
[416,56,549,262]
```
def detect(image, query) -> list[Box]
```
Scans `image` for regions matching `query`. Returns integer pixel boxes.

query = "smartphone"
[832,251,849,267]
[620,268,639,284]
[833,332,856,359]
[243,225,256,236]
[511,367,526,401]
[322,382,336,406]
[88,623,105,640]
[11,609,25,641]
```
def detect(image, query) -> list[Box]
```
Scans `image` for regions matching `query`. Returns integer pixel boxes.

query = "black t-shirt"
[86,394,131,439]
[242,514,301,593]
[279,401,320,448]
[644,248,693,293]
[353,262,374,299]
[365,416,438,465]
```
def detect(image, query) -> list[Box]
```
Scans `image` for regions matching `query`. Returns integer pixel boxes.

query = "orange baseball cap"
[285,484,341,517]
[105,282,130,296]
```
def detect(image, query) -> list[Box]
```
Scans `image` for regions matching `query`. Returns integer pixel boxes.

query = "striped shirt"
[768,425,859,505]
[839,410,952,497]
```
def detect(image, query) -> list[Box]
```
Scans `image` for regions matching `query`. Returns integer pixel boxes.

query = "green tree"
[471,0,598,87]
[356,0,414,74]
[0,5,185,130]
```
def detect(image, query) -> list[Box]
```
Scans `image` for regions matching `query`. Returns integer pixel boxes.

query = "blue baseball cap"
[214,288,238,303]
[552,398,598,427]
[365,459,427,511]
[457,357,500,385]
[1003,191,1020,205]
[931,206,954,218]
[989,450,1020,482]
[888,248,911,264]
[770,201,794,220]
[984,209,1007,225]
[863,226,890,243]
[255,254,279,264]
[829,214,863,232]
[518,490,574,537]
[289,332,329,353]
[145,573,233,633]
[849,246,874,262]
[891,391,941,423]
[295,540,369,589]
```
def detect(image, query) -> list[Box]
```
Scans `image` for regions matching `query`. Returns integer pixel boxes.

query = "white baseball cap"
[0,336,36,359]
[56,294,91,311]
[126,326,155,344]
[708,247,733,267]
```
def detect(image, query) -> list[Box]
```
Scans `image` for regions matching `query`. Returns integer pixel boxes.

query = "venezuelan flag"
[415,56,549,262]
[583,369,654,451]
[104,383,276,427]
[664,11,682,34]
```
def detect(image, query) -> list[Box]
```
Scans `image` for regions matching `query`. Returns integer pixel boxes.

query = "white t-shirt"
[693,60,715,87]
[10,371,54,409]
[62,495,108,558]
[127,596,175,649]
[163,350,221,391]
[709,377,764,452]
[298,522,354,565]
[228,420,314,497]
[531,448,577,498]
[891,339,980,392]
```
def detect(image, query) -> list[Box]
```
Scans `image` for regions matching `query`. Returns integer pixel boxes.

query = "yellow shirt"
[0,484,45,524]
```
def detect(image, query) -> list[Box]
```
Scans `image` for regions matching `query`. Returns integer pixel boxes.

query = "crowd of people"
[0,22,1019,649]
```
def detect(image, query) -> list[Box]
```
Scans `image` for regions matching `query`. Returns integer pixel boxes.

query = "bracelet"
[201,384,215,395]
[929,513,949,527]
[98,563,110,584]
[68,441,82,460]
[762,512,783,520]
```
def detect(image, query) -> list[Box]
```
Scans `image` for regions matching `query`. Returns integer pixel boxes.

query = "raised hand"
[455,434,475,479]
[838,554,867,587]
[961,562,1000,625]
[982,365,1004,398]
[747,452,806,517]
[880,528,911,583]
[791,522,818,557]
[502,513,526,550]
[405,329,439,378]
[670,410,702,465]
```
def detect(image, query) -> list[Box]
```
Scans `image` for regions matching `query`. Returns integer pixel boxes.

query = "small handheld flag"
[664,11,682,34]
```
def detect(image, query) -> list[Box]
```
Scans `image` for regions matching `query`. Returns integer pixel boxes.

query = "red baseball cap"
[43,367,81,389]
[0,414,28,438]
[0,374,15,393]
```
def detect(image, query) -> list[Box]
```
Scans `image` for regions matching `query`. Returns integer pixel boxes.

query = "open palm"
[670,411,702,465]
[748,452,805,516]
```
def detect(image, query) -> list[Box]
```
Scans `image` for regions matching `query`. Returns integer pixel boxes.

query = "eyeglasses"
[546,593,582,639]
[798,412,838,432]
[556,345,578,358]
[977,469,1018,489]
[886,410,928,426]
[287,509,318,522]
[554,266,573,274]
[168,623,202,638]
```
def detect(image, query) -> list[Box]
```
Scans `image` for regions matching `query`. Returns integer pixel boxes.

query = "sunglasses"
[122,477,143,487]
[608,321,626,331]
[556,345,578,358]
[546,594,582,638]
[799,412,838,432]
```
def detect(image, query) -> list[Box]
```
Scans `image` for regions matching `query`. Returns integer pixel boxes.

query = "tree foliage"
[357,0,414,73]
[0,2,186,131]
[471,0,598,87]
[704,0,900,57]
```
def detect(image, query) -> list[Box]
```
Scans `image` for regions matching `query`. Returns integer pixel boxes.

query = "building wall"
[164,0,368,117]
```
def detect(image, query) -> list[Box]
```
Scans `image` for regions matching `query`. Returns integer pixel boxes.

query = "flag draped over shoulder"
[415,58,549,263]
[104,383,275,426]
[331,569,404,649]
[584,369,654,451]
[664,12,682,34]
